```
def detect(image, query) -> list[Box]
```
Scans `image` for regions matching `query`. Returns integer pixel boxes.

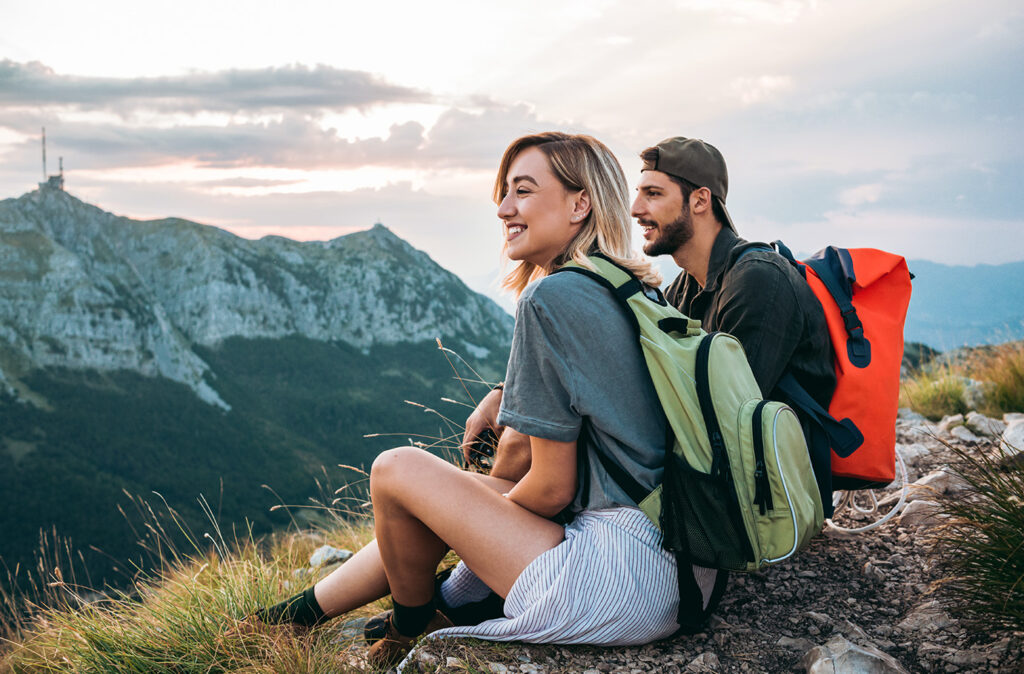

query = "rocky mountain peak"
[0,190,512,408]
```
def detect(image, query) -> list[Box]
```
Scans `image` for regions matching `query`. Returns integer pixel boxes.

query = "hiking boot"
[363,609,392,645]
[366,609,453,670]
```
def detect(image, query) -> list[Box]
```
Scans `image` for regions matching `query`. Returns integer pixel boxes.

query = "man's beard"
[642,206,693,257]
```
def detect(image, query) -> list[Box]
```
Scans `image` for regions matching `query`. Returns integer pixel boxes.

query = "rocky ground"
[376,410,1023,673]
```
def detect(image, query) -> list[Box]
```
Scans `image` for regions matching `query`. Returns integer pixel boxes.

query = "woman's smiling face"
[498,146,584,269]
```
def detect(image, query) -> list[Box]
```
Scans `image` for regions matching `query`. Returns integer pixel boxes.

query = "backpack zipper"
[752,400,774,515]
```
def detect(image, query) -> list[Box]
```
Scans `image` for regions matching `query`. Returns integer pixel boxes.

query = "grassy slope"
[0,336,505,593]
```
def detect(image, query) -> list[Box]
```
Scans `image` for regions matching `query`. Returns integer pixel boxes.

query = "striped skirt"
[422,507,713,648]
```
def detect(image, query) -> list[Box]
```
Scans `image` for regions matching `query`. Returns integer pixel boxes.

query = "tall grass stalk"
[1,496,384,673]
[933,439,1024,631]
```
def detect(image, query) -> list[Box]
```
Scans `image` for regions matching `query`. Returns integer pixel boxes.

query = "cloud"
[838,183,885,207]
[0,60,429,114]
[674,0,813,24]
[730,75,794,105]
[0,101,568,173]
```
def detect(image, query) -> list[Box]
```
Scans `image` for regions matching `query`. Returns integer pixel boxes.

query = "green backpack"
[555,255,824,628]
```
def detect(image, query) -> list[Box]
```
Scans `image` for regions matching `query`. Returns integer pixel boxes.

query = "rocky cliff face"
[0,188,513,407]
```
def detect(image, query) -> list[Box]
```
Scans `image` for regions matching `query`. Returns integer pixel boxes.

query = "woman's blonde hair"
[494,132,662,298]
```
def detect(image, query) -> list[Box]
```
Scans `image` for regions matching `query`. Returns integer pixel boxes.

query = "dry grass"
[0,494,388,673]
[900,340,1024,420]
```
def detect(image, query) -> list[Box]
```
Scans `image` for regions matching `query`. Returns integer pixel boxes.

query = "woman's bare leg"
[312,468,519,617]
[371,446,565,606]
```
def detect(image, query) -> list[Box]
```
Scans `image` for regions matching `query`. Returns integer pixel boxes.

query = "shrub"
[899,371,968,421]
[933,441,1024,631]
[975,341,1024,416]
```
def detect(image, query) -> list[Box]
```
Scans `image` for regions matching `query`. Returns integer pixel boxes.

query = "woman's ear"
[570,190,591,224]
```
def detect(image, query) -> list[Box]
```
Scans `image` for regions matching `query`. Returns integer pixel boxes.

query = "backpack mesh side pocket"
[661,451,753,571]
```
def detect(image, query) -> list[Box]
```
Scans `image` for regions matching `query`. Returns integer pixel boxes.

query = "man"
[632,136,837,517]
[632,136,835,413]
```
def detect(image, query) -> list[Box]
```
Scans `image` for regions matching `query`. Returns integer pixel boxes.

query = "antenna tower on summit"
[39,127,65,191]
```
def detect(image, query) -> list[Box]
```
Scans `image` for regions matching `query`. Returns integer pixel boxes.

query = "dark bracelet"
[492,382,504,391]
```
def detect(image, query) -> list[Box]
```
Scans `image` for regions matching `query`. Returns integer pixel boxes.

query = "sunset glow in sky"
[1,0,1021,293]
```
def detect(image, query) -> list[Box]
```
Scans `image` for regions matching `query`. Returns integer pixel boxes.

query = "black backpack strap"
[776,372,867,518]
[804,247,871,368]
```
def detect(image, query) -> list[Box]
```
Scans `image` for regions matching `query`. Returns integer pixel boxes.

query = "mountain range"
[0,187,512,589]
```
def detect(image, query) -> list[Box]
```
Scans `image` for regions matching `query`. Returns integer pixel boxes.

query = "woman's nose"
[497,192,516,219]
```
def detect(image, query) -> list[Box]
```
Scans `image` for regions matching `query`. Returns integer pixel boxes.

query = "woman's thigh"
[372,447,566,597]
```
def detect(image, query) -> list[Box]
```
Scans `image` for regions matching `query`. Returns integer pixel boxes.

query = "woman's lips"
[506,224,526,241]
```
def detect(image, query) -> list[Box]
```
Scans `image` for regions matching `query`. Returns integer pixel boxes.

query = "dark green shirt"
[664,227,836,410]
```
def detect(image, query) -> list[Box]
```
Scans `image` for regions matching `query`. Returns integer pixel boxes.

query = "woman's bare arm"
[504,436,577,518]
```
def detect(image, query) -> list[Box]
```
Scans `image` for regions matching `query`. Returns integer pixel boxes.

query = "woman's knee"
[370,446,433,496]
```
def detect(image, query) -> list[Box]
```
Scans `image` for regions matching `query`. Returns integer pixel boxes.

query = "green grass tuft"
[932,440,1024,631]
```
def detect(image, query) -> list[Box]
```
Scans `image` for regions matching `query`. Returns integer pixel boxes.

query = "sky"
[1,0,1021,297]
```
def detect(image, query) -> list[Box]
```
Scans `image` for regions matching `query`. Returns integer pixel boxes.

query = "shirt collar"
[698,226,742,294]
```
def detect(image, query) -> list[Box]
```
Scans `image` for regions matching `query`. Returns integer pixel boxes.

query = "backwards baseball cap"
[641,136,735,232]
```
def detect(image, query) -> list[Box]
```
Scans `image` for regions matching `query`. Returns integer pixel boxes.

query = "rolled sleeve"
[497,288,582,442]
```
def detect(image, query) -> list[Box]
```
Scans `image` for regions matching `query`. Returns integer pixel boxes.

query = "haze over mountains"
[0,187,512,587]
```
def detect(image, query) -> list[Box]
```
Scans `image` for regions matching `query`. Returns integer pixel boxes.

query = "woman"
[254,132,717,668]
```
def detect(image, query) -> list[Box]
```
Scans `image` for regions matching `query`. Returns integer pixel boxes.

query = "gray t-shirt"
[496,271,668,513]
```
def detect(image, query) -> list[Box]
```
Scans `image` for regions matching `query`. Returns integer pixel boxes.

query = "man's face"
[632,170,692,257]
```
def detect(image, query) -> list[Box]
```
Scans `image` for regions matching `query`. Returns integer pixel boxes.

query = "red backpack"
[774,242,913,490]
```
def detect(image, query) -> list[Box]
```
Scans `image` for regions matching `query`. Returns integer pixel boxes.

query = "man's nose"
[630,195,644,219]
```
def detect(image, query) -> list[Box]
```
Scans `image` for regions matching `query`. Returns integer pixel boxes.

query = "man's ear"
[571,190,591,224]
[690,186,712,215]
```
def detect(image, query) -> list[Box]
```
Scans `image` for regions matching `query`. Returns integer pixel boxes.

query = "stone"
[1004,413,1024,424]
[805,611,831,624]
[801,634,908,673]
[950,425,981,444]
[1000,421,1024,461]
[965,411,1006,437]
[520,665,541,674]
[911,468,968,495]
[897,408,927,422]
[838,618,871,644]
[685,652,721,672]
[938,414,964,432]
[895,442,931,464]
[863,562,886,583]
[487,663,508,674]
[897,600,955,633]
[962,379,989,410]
[947,650,990,667]
[308,545,353,567]
[779,636,817,651]
[898,499,945,528]
[450,657,467,668]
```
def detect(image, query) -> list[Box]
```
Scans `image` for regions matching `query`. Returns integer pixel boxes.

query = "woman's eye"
[516,188,530,195]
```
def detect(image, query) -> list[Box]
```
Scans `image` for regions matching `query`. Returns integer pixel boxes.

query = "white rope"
[824,448,909,534]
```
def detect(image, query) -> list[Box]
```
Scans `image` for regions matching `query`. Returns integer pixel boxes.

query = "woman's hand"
[505,436,577,518]
[462,388,504,466]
